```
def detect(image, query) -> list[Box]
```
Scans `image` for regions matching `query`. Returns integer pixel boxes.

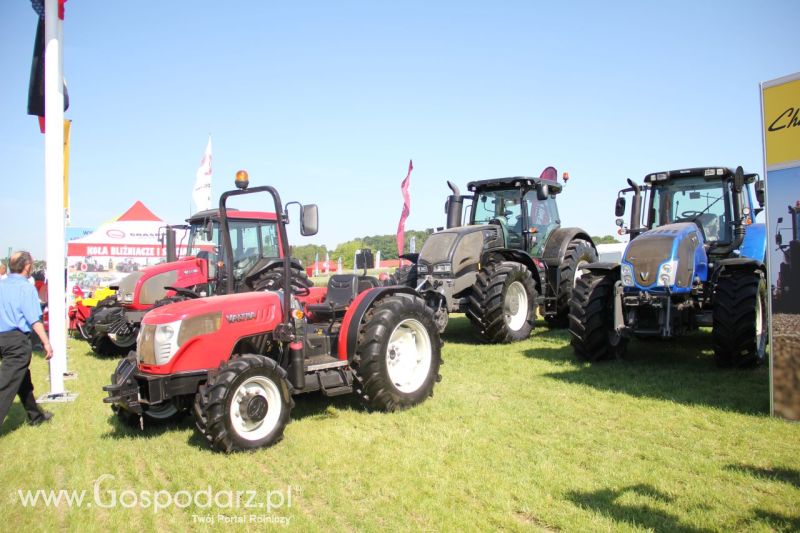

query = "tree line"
[291,231,619,269]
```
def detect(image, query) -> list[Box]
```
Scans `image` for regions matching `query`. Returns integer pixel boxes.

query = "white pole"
[376,250,381,269]
[44,0,66,397]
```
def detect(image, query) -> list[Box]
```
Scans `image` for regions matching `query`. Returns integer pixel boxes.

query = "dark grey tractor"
[393,168,597,343]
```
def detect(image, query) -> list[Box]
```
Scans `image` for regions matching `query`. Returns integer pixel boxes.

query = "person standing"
[0,251,53,429]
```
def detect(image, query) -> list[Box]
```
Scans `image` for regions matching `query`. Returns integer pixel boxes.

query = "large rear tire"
[352,293,442,411]
[546,239,598,328]
[388,264,418,288]
[193,355,293,453]
[712,270,768,368]
[249,264,313,293]
[568,271,627,362]
[466,261,537,343]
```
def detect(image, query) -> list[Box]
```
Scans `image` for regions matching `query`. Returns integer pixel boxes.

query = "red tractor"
[103,174,442,452]
[83,180,309,356]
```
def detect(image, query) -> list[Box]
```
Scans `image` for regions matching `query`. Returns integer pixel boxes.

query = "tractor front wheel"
[193,355,293,452]
[352,293,442,411]
[112,401,188,427]
[467,261,537,343]
[712,270,768,368]
[568,271,627,362]
[546,239,597,328]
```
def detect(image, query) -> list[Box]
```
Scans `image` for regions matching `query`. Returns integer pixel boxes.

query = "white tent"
[67,200,172,263]
[66,201,188,296]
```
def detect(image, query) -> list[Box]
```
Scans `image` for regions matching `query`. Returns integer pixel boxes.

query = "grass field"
[1,317,798,532]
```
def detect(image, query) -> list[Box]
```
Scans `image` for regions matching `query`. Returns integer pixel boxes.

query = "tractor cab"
[463,175,563,255]
[185,209,281,293]
[617,167,764,258]
[775,202,800,249]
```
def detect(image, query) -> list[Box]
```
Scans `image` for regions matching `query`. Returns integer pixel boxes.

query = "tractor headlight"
[121,292,134,303]
[417,264,429,274]
[621,263,634,287]
[137,319,181,366]
[433,263,452,275]
[177,312,221,346]
[658,261,678,287]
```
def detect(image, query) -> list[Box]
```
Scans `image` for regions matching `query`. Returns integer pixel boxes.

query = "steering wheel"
[680,210,704,219]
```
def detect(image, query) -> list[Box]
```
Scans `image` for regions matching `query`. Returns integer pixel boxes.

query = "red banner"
[396,160,413,257]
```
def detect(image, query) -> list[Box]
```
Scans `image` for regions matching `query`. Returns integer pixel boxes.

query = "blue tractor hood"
[622,222,709,293]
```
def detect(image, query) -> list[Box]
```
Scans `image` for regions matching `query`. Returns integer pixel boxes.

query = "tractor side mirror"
[776,232,783,246]
[204,220,214,241]
[615,197,626,217]
[300,204,319,236]
[754,179,765,207]
[355,249,375,270]
[537,184,550,201]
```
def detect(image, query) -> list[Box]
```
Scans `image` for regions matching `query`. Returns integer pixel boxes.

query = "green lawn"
[1,318,798,532]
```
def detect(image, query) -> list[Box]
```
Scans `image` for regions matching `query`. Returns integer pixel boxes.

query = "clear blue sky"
[1,1,798,259]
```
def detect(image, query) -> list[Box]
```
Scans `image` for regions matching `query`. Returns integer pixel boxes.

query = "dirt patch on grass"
[772,313,800,421]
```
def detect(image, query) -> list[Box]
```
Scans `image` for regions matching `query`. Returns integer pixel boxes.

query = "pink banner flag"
[396,160,414,258]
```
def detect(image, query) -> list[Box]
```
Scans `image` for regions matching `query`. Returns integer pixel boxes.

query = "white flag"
[192,137,212,213]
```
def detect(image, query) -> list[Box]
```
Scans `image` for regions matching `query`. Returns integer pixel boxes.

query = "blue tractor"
[569,166,768,367]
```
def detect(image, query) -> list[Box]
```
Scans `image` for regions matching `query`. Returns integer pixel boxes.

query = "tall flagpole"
[41,0,72,401]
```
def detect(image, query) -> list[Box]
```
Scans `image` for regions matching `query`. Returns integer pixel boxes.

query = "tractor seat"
[306,275,359,320]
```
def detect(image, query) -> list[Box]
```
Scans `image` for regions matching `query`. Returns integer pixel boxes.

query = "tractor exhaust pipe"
[445,181,463,229]
[165,226,177,263]
[731,166,747,250]
[626,178,642,236]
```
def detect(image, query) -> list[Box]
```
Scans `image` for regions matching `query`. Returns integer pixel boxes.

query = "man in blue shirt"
[0,251,53,430]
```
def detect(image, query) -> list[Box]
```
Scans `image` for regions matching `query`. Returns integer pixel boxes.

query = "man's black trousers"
[0,330,45,427]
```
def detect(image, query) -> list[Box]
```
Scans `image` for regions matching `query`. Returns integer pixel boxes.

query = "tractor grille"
[624,236,674,287]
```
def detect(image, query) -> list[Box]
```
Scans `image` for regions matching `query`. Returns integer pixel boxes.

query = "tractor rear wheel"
[466,261,537,343]
[388,263,418,287]
[352,293,442,411]
[712,270,768,368]
[249,264,313,293]
[568,271,627,362]
[193,354,293,452]
[546,239,597,328]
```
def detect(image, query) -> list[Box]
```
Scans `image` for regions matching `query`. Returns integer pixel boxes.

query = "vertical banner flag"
[396,160,414,258]
[762,72,800,421]
[64,119,71,224]
[192,136,213,213]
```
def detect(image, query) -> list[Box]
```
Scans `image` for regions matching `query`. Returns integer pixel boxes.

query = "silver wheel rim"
[504,281,529,331]
[386,318,433,393]
[229,375,282,441]
[145,403,178,420]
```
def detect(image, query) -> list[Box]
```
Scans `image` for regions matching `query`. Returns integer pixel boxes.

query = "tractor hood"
[116,257,208,308]
[142,291,283,325]
[622,222,708,292]
[137,291,285,374]
[417,225,504,276]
